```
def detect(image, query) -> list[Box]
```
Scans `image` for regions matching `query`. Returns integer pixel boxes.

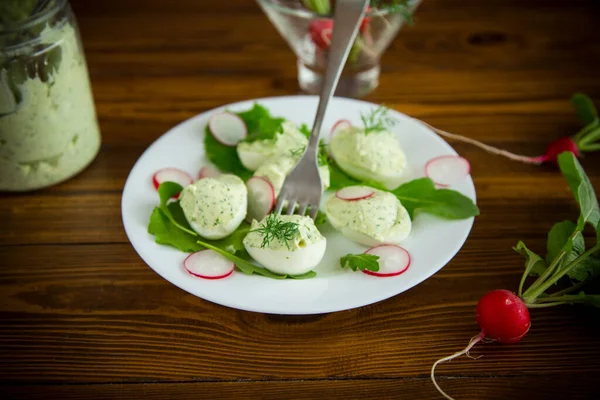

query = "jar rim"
[0,0,68,34]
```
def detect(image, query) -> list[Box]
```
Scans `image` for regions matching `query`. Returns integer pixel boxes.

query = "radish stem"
[524,244,600,303]
[415,119,544,165]
[548,280,588,298]
[431,332,486,400]
[572,120,599,143]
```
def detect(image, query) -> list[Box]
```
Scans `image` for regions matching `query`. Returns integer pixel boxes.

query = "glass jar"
[0,0,101,192]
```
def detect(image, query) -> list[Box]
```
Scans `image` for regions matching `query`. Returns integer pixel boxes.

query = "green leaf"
[318,139,329,167]
[571,93,598,126]
[236,103,285,143]
[148,208,203,253]
[328,160,361,190]
[557,152,600,230]
[568,255,600,282]
[391,178,480,220]
[515,241,547,277]
[546,221,577,265]
[299,123,311,139]
[204,126,253,181]
[0,0,37,25]
[340,254,380,272]
[314,209,328,225]
[157,182,198,236]
[289,271,318,279]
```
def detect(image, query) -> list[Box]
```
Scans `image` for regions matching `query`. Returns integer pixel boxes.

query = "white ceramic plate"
[122,95,476,315]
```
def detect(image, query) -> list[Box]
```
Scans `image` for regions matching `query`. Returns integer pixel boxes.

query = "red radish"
[246,176,275,223]
[183,250,235,279]
[363,245,410,277]
[534,137,580,164]
[335,186,375,201]
[309,19,333,49]
[198,165,221,180]
[152,168,193,198]
[208,112,247,146]
[330,119,352,138]
[425,155,471,187]
[431,289,531,400]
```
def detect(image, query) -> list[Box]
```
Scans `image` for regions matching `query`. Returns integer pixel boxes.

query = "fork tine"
[274,194,286,215]
[297,202,309,216]
[285,201,297,216]
[309,204,319,220]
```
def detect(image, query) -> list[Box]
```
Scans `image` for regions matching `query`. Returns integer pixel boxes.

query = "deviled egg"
[329,125,407,189]
[253,154,330,196]
[324,186,411,246]
[243,214,326,275]
[179,174,247,240]
[237,121,308,171]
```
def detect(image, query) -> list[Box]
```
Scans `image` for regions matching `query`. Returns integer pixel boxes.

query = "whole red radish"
[476,289,531,344]
[534,137,580,164]
[431,289,531,400]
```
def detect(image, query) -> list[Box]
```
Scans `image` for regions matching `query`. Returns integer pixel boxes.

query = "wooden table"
[2,0,600,399]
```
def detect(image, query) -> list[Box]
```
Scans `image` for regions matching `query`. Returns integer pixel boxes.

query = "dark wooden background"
[2,0,600,399]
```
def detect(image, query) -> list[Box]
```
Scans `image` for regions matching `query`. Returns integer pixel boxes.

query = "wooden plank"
[1,244,599,383]
[3,376,599,400]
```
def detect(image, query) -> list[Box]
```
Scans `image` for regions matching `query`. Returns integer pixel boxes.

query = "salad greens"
[516,152,600,308]
[340,253,380,272]
[204,126,252,180]
[148,182,316,279]
[391,178,480,220]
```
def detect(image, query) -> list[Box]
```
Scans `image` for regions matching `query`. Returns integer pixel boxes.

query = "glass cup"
[0,0,101,192]
[256,0,421,98]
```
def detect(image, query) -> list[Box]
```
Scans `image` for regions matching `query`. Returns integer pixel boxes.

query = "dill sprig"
[360,105,397,134]
[252,214,300,250]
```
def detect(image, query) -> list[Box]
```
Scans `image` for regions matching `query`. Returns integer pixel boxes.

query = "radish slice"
[363,245,411,277]
[152,168,193,198]
[330,119,352,138]
[425,155,470,187]
[184,250,235,279]
[208,112,247,146]
[336,186,374,201]
[198,165,221,179]
[246,176,275,223]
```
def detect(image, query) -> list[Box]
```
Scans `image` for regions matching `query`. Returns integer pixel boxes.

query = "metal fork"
[274,0,370,219]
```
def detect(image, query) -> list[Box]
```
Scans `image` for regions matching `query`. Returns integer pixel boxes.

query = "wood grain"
[4,376,600,400]
[2,0,600,398]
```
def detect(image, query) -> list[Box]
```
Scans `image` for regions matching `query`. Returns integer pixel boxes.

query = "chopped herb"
[340,253,380,272]
[361,104,397,134]
[251,213,300,250]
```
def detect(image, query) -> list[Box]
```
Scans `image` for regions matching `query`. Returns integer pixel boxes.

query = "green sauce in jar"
[0,0,101,191]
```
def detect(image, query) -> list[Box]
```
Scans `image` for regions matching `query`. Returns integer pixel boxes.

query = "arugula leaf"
[557,151,600,229]
[391,178,480,220]
[340,254,380,272]
[318,139,329,167]
[204,126,252,181]
[236,103,285,143]
[571,93,598,126]
[314,209,328,225]
[328,160,361,190]
[515,241,547,278]
[148,208,203,253]
[157,182,198,236]
[289,271,318,279]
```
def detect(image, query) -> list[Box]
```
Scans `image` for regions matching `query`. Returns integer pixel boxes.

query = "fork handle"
[306,0,370,155]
